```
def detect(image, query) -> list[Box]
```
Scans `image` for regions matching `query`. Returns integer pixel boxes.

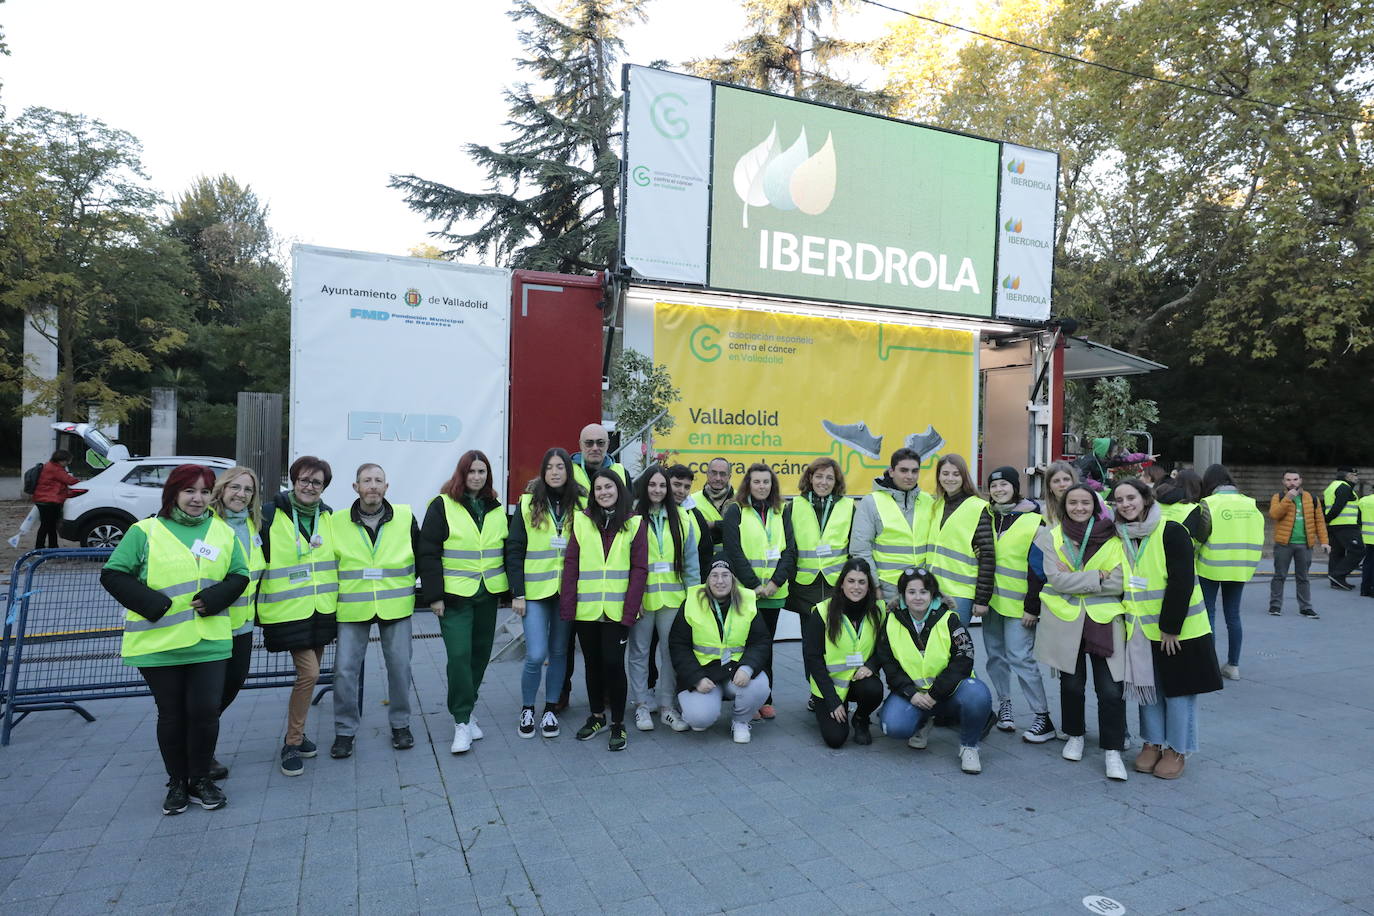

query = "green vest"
[690,489,726,525]
[257,506,338,625]
[1360,494,1374,544]
[989,512,1042,617]
[1038,527,1126,624]
[870,490,933,586]
[807,599,879,701]
[438,496,509,597]
[1196,492,1264,582]
[736,505,789,600]
[223,518,265,637]
[518,493,580,600]
[790,496,855,586]
[927,496,988,600]
[121,517,236,658]
[572,513,643,622]
[883,606,956,690]
[643,506,688,612]
[1121,522,1210,642]
[682,584,759,667]
[332,505,417,622]
[1324,480,1359,528]
[572,460,628,494]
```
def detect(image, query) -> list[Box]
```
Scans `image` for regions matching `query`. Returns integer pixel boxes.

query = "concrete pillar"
[150,387,177,456]
[21,311,58,469]
[1194,435,1222,471]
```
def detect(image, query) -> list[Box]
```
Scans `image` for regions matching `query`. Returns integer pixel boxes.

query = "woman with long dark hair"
[927,454,995,628]
[785,457,854,634]
[720,462,797,719]
[100,465,248,813]
[504,447,584,739]
[1112,478,1223,780]
[627,465,699,732]
[1196,464,1264,680]
[802,557,884,748]
[559,468,648,751]
[419,450,508,754]
[1033,484,1129,781]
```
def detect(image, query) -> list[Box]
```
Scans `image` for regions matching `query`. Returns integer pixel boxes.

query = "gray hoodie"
[849,472,931,601]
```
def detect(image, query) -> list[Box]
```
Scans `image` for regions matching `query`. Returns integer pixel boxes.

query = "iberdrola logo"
[1006,159,1026,174]
[1004,218,1023,233]
[1002,275,1021,290]
[732,123,836,228]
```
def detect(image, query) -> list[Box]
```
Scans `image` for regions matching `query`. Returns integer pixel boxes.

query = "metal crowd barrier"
[0,548,336,746]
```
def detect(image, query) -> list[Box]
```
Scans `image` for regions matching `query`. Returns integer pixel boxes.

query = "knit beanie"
[987,466,1021,501]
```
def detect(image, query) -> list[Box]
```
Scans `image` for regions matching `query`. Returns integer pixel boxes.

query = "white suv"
[51,422,234,548]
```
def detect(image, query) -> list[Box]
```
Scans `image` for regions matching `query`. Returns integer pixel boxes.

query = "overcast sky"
[0,0,950,262]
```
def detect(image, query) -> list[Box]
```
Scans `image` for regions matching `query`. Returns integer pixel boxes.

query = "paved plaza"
[1,570,1373,915]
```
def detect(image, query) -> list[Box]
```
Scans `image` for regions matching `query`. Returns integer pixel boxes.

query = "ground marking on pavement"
[1083,896,1125,915]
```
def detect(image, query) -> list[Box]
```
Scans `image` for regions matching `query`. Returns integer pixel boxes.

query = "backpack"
[22,462,44,495]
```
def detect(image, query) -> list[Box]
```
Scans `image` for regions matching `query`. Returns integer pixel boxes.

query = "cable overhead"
[859,0,1374,126]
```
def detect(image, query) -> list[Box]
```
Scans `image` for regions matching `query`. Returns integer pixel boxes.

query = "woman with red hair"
[417,449,509,754]
[100,464,249,815]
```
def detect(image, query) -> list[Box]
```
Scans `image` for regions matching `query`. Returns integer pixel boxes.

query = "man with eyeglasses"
[689,457,734,549]
[570,423,628,493]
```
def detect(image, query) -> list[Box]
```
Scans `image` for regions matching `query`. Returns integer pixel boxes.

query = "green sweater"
[105,515,249,667]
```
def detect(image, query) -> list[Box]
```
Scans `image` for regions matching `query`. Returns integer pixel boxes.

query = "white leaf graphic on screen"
[732,123,778,229]
[791,132,836,216]
[763,128,808,212]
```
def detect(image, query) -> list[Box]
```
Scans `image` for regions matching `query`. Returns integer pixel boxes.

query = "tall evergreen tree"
[688,0,890,112]
[390,0,644,274]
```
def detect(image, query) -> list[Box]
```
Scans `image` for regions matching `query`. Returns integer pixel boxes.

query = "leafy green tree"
[390,0,644,274]
[606,347,680,454]
[0,107,193,423]
[689,0,890,111]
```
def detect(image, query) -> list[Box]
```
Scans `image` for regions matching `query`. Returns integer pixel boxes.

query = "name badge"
[651,561,672,574]
[1129,575,1148,590]
[550,536,568,549]
[766,548,781,562]
[252,534,263,548]
[363,568,384,581]
[845,653,864,667]
[289,568,310,583]
[190,539,221,562]
[814,544,833,557]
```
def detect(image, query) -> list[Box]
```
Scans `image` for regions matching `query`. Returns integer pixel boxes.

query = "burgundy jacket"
[558,512,648,626]
[32,462,80,504]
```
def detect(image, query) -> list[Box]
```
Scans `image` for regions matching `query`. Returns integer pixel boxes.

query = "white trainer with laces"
[451,722,472,754]
[1062,735,1085,761]
[731,722,752,744]
[959,746,982,774]
[907,720,933,750]
[1104,750,1128,781]
[634,705,655,731]
[468,716,483,740]
[660,708,689,732]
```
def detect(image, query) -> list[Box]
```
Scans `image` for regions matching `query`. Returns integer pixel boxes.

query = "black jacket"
[1149,519,1223,698]
[801,601,882,710]
[719,501,797,589]
[417,493,504,605]
[258,492,337,651]
[669,594,770,687]
[876,605,974,702]
[936,493,996,606]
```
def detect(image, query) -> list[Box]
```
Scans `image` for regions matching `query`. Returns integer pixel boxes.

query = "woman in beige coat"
[1033,484,1130,781]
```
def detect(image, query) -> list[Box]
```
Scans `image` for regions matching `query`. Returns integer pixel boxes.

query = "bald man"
[570,423,628,493]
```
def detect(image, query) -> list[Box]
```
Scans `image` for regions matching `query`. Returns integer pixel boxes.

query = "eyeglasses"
[903,567,930,577]
[297,478,326,489]
[583,438,608,447]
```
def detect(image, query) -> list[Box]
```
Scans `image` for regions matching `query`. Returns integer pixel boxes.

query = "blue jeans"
[1138,654,1199,754]
[520,597,571,707]
[879,678,992,748]
[1199,577,1243,667]
[946,596,974,629]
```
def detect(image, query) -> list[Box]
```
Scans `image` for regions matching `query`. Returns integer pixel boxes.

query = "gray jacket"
[850,473,928,601]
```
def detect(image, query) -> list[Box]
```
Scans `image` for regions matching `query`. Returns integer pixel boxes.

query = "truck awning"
[1062,337,1165,379]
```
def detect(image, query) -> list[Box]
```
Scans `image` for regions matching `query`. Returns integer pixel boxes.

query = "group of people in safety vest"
[100,424,1276,816]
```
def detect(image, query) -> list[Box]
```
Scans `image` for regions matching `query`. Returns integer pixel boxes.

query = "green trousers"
[439,593,498,725]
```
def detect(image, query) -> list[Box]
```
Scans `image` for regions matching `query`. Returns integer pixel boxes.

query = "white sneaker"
[468,716,483,740]
[660,708,689,732]
[1221,664,1241,680]
[450,723,472,754]
[634,705,655,731]
[1104,750,1128,781]
[959,745,982,774]
[1062,735,1085,761]
[731,722,752,744]
[907,720,933,750]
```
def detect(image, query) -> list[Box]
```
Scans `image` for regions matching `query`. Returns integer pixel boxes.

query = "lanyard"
[904,603,930,634]
[1119,529,1151,572]
[355,520,380,560]
[840,612,862,647]
[709,596,727,633]
[290,505,319,564]
[548,499,566,536]
[649,507,666,550]
[1065,526,1091,571]
[816,495,834,532]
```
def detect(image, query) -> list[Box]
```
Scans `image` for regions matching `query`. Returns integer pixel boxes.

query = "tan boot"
[1134,742,1162,774]
[1153,748,1186,779]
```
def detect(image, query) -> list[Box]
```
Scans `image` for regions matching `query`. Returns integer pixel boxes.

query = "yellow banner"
[654,302,976,493]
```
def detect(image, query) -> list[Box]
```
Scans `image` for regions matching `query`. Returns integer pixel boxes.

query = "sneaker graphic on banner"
[821,420,884,459]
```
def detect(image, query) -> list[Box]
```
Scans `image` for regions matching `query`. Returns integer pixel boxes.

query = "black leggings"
[34,503,62,548]
[575,620,628,724]
[219,632,254,713]
[813,676,883,749]
[759,607,781,703]
[140,659,227,781]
